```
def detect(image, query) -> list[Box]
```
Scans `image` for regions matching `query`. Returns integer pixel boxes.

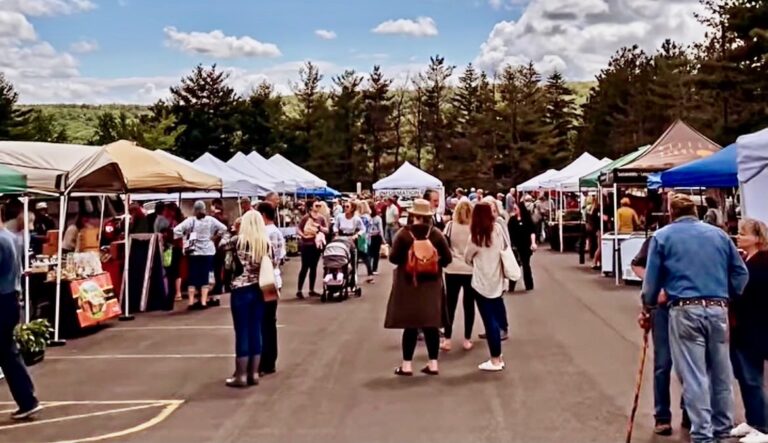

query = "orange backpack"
[405,227,439,284]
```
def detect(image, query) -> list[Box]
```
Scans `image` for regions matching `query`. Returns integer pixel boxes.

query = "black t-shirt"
[631,237,652,268]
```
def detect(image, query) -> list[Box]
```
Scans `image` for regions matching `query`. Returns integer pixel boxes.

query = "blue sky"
[0,0,707,103]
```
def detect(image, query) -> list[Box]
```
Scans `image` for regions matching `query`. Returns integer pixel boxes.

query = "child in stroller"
[321,237,362,302]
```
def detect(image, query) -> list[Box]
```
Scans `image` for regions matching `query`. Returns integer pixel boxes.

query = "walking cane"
[625,328,650,443]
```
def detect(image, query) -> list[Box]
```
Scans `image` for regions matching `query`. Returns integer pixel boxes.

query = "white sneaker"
[741,431,768,443]
[733,423,757,438]
[478,360,504,372]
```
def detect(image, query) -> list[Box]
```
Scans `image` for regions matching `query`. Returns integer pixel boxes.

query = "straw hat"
[408,199,434,217]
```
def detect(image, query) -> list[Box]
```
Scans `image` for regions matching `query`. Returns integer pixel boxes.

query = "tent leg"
[559,189,564,253]
[120,194,135,321]
[613,184,620,286]
[97,195,106,243]
[22,197,31,324]
[50,195,67,346]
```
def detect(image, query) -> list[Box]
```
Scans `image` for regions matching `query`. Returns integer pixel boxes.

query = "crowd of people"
[1,182,766,440]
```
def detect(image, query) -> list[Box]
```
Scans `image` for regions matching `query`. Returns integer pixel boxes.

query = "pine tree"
[361,65,394,182]
[323,69,365,189]
[444,63,482,187]
[13,110,69,143]
[287,61,328,166]
[168,64,239,160]
[0,74,33,141]
[90,111,139,145]
[544,70,578,169]
[391,83,409,166]
[236,82,285,155]
[418,55,455,174]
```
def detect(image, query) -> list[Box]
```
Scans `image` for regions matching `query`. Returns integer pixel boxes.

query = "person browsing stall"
[296,201,328,298]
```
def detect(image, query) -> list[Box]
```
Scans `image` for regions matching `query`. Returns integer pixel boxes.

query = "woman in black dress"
[507,200,538,291]
[730,218,768,440]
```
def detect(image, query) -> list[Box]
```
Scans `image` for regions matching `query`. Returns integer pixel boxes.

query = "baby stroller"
[321,237,362,302]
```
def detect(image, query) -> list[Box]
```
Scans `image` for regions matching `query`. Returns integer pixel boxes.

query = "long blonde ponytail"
[237,210,269,262]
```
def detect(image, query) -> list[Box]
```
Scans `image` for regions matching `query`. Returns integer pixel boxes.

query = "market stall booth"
[736,127,768,224]
[578,145,650,279]
[539,153,609,252]
[373,162,444,212]
[653,143,737,189]
[0,141,128,340]
[516,169,558,192]
[603,120,721,284]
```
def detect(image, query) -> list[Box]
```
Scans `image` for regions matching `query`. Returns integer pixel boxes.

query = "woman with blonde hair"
[442,198,476,352]
[225,210,274,388]
[357,200,375,282]
[730,218,768,441]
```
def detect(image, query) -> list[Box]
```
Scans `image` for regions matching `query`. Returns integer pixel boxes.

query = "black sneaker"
[654,421,673,436]
[296,292,305,299]
[681,411,691,430]
[11,404,43,420]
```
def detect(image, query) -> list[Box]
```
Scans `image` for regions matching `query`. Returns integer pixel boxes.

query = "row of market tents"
[0,140,341,198]
[516,120,768,224]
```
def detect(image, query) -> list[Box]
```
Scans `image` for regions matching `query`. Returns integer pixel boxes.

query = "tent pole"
[120,194,135,321]
[559,188,564,253]
[97,195,106,243]
[51,194,67,346]
[613,183,619,286]
[22,197,30,324]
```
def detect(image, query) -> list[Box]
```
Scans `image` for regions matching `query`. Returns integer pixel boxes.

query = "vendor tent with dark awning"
[609,120,721,185]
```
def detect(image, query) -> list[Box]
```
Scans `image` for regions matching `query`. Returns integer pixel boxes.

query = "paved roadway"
[1,250,737,443]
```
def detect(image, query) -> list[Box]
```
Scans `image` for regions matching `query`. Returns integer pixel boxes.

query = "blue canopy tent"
[297,186,341,199]
[648,143,737,189]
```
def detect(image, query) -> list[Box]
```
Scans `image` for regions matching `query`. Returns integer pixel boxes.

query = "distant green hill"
[23,81,596,144]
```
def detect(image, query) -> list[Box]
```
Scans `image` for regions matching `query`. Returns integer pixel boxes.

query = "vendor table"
[601,232,649,280]
[547,221,582,251]
[28,272,121,339]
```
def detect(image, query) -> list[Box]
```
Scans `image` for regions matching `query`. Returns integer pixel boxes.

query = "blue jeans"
[0,293,38,411]
[230,285,264,358]
[475,295,505,358]
[651,307,685,422]
[731,346,767,433]
[669,305,733,443]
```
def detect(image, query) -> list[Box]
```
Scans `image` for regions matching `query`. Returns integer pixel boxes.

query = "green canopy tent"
[579,145,651,189]
[0,164,27,193]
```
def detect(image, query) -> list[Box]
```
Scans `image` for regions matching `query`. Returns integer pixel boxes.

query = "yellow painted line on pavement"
[54,400,184,443]
[0,403,164,431]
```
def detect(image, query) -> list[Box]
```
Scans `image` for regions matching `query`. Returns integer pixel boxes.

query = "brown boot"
[247,356,261,386]
[225,357,249,388]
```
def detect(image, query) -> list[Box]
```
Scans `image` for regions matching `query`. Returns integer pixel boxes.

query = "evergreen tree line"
[1,0,765,191]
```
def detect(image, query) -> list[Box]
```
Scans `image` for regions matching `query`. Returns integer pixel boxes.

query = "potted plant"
[13,319,52,367]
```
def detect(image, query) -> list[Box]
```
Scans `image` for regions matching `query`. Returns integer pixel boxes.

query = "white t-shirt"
[334,214,365,236]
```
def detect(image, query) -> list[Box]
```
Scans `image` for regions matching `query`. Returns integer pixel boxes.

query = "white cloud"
[0,0,95,16]
[69,39,98,53]
[476,0,706,80]
[0,11,36,41]
[163,26,282,59]
[314,29,337,40]
[372,17,438,37]
[489,0,503,9]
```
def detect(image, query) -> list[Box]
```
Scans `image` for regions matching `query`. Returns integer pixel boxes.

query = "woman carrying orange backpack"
[384,199,452,376]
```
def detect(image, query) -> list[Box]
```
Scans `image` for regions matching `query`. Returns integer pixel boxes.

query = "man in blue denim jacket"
[642,193,749,443]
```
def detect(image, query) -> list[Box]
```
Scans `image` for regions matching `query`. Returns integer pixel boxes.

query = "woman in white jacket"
[465,202,508,372]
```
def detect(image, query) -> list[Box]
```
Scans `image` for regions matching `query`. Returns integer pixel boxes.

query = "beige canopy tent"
[104,140,221,192]
[0,141,125,194]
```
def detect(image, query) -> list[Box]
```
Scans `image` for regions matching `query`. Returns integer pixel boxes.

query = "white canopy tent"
[539,153,608,191]
[517,169,559,192]
[737,127,768,224]
[373,162,444,212]
[131,152,269,201]
[266,154,327,188]
[227,152,297,192]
